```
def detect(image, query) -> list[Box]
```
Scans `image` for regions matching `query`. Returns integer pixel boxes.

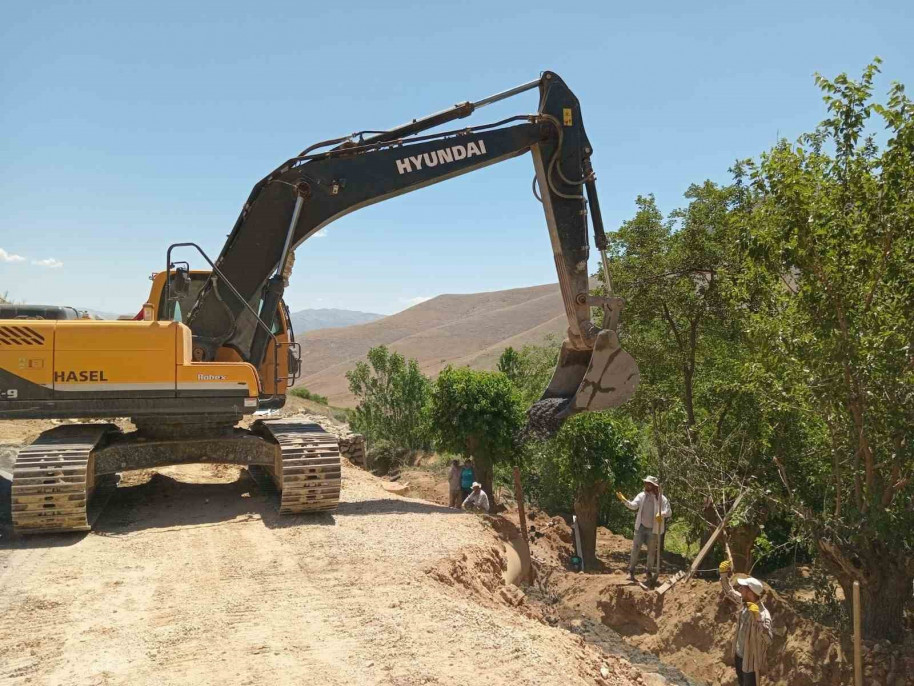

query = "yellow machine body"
[144,270,294,400]
[0,318,260,420]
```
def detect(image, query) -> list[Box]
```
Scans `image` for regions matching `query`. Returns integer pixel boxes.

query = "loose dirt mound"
[428,544,531,614]
[425,538,646,686]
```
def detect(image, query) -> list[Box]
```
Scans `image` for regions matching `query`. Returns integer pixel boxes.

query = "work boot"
[627,572,636,583]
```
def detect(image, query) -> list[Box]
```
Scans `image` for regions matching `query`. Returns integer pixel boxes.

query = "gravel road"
[0,458,638,685]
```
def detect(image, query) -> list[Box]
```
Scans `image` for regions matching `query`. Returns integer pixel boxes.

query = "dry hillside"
[297,283,568,406]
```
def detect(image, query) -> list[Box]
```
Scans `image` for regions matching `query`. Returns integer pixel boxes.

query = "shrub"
[346,346,431,451]
[288,386,329,405]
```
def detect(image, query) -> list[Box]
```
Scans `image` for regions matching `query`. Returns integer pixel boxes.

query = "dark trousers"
[735,656,757,686]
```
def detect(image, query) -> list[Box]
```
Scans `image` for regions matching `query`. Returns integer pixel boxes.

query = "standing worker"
[459,459,476,502]
[718,560,773,685]
[447,459,463,508]
[617,476,671,583]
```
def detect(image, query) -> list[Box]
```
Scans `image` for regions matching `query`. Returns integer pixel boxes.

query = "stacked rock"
[338,434,367,468]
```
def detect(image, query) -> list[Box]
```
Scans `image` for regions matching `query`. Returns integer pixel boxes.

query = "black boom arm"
[186,72,604,367]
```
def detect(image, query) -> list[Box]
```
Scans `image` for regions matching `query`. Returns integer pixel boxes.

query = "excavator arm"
[185,71,639,423]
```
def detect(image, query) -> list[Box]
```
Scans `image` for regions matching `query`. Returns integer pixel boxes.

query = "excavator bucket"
[525,330,640,437]
[566,329,639,412]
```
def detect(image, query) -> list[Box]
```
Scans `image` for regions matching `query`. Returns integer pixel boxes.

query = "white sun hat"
[642,476,660,487]
[471,482,481,489]
[737,577,764,596]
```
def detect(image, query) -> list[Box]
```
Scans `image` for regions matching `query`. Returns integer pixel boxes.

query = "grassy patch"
[289,386,329,405]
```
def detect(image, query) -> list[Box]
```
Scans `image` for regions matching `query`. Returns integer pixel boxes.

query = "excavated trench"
[426,516,701,686]
[498,511,913,686]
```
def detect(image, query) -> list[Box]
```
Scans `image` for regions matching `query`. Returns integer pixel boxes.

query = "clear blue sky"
[1,1,911,315]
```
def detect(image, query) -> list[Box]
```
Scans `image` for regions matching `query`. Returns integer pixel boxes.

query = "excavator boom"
[185,71,638,421]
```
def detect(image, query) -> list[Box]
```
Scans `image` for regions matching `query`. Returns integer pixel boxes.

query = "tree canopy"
[429,366,524,503]
[732,59,914,641]
[346,345,431,451]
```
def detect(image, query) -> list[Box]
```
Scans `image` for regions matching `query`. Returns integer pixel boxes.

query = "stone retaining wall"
[338,434,367,468]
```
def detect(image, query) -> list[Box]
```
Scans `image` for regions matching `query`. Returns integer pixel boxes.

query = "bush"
[497,340,561,407]
[288,386,329,405]
[346,346,431,451]
[367,439,413,475]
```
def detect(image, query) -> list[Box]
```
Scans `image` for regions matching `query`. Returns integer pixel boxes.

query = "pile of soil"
[425,536,650,686]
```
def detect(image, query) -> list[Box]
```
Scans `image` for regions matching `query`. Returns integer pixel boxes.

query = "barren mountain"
[289,308,384,333]
[296,283,567,406]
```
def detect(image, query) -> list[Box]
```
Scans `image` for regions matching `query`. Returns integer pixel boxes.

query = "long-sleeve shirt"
[447,465,462,490]
[720,573,773,674]
[621,491,671,533]
[462,489,489,512]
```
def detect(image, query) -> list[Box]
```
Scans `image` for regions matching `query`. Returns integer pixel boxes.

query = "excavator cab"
[145,270,298,403]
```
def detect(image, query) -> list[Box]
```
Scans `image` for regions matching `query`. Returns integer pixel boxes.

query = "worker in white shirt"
[462,482,490,513]
[616,475,671,583]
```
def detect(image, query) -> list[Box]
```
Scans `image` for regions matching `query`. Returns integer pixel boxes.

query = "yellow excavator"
[0,71,639,534]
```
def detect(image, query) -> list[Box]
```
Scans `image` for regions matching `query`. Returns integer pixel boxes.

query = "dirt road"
[0,458,638,685]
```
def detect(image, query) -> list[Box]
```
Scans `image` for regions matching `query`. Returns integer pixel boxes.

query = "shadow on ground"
[94,470,339,534]
[2,465,465,546]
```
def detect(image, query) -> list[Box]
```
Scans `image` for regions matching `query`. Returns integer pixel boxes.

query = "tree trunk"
[465,436,496,510]
[728,523,759,574]
[574,482,606,569]
[819,539,913,642]
[474,455,495,510]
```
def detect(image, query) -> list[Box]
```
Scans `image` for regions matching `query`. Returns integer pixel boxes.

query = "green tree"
[497,339,561,407]
[496,346,521,381]
[605,187,788,572]
[546,413,639,568]
[345,346,431,451]
[429,367,524,504]
[735,60,914,641]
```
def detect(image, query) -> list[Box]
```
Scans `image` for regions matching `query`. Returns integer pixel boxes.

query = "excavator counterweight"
[1,71,638,533]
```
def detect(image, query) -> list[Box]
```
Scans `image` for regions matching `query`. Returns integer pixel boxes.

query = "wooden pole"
[853,581,862,686]
[512,466,533,584]
[685,491,746,580]
[655,484,663,581]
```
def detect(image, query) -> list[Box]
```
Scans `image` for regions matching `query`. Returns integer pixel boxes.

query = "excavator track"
[11,424,117,534]
[255,419,341,514]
